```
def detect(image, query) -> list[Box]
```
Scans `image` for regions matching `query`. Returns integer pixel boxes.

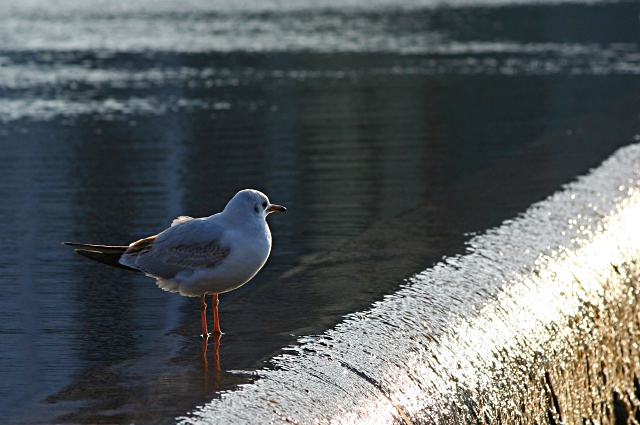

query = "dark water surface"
[1,1,639,423]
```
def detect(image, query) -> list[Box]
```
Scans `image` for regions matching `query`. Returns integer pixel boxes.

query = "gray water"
[1,0,639,423]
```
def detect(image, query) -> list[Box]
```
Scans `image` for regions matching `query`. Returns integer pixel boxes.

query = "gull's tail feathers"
[62,242,141,272]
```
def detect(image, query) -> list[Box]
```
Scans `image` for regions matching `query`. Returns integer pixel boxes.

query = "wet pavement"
[1,0,639,423]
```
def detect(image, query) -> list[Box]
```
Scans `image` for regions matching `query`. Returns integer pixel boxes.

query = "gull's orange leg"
[212,293,221,335]
[200,294,209,337]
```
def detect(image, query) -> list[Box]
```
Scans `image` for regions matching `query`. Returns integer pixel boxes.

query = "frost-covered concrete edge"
[179,143,640,424]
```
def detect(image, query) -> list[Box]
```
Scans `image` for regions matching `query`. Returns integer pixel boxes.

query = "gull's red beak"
[267,204,287,213]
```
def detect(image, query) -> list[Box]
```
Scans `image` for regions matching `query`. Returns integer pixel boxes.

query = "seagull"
[63,189,287,336]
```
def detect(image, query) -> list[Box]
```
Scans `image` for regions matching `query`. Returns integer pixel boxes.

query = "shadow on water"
[0,1,639,423]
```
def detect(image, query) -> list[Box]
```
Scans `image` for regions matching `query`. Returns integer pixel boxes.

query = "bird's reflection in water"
[201,333,222,372]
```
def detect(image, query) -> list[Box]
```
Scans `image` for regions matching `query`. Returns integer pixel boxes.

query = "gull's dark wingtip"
[63,242,140,273]
[62,242,130,252]
[73,248,141,272]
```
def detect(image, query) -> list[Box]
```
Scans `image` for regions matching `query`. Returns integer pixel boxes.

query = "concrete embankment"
[180,143,640,424]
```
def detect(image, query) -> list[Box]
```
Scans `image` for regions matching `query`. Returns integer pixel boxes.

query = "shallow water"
[1,1,639,423]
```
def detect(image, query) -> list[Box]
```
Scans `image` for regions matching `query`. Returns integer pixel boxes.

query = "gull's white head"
[224,189,287,219]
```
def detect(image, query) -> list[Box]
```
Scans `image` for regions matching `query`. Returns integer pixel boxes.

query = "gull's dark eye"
[262,202,268,209]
